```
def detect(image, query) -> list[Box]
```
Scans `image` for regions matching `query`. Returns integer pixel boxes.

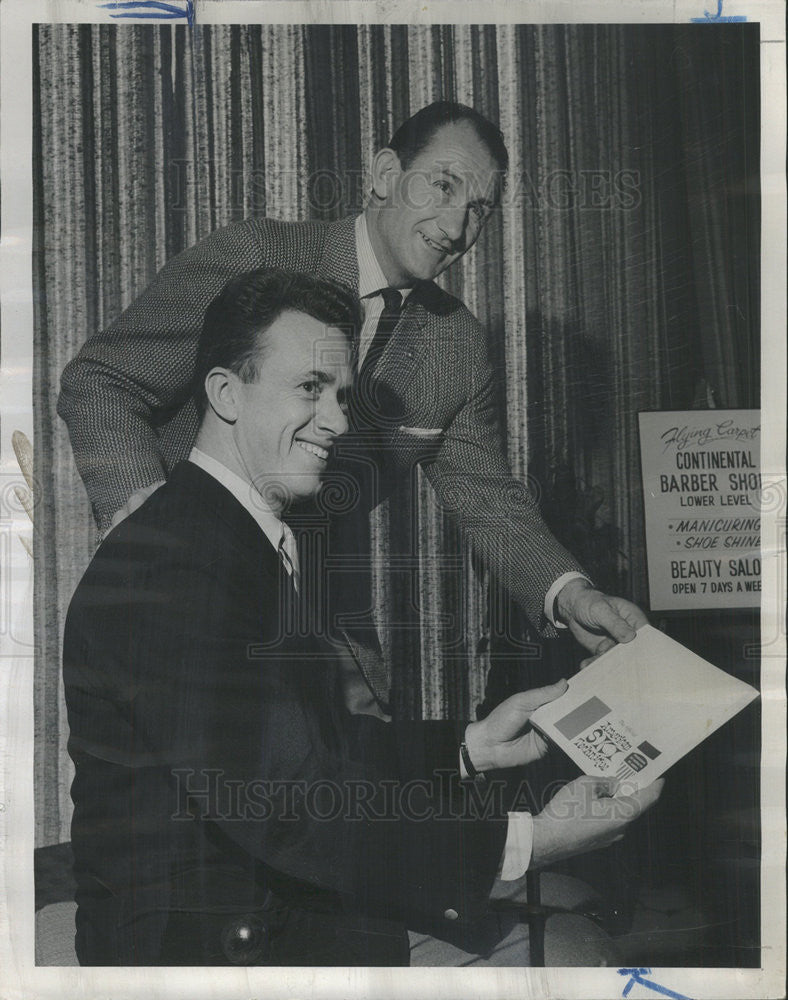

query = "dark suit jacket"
[63,461,509,965]
[58,216,584,650]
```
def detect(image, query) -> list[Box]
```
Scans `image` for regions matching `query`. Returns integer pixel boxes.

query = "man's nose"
[317,392,349,437]
[436,204,468,243]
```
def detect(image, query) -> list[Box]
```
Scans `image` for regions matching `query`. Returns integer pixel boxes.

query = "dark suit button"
[444,908,459,921]
[220,914,270,964]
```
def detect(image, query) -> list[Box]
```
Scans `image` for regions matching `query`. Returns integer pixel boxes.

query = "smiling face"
[366,120,501,287]
[228,309,351,512]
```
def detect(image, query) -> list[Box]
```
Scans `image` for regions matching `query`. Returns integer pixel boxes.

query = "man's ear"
[370,146,403,201]
[204,367,239,423]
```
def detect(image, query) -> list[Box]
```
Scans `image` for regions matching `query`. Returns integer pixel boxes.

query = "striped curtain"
[33,23,759,845]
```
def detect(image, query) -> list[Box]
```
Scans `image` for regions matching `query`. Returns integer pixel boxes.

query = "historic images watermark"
[169,162,642,217]
[170,767,642,824]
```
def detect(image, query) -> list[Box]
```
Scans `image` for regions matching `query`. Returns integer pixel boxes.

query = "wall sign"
[638,410,761,611]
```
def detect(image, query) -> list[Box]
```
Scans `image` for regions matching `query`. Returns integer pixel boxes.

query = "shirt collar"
[188,447,284,554]
[355,214,413,304]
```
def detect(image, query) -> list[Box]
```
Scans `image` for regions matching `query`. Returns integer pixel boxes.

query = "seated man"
[63,268,662,966]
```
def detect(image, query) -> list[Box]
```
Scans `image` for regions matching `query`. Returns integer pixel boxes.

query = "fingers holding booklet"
[530,775,665,869]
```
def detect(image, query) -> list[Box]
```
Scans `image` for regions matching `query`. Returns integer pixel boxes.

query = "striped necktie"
[277,523,300,594]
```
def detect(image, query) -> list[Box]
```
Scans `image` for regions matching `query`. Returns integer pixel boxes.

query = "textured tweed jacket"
[58,215,584,650]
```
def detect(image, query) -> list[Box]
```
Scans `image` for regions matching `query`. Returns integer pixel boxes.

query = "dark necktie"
[352,287,403,430]
[359,287,403,381]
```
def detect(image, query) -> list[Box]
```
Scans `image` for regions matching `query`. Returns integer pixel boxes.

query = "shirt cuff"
[544,572,593,629]
[498,812,534,881]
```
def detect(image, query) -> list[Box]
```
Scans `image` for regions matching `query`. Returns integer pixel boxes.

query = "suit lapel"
[403,280,444,332]
[167,462,282,585]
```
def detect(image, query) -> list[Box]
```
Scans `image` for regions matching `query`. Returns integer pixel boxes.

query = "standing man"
[58,101,646,709]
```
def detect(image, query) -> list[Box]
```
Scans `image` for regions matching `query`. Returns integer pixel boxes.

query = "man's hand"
[530,775,664,868]
[463,679,568,773]
[109,480,165,531]
[556,578,648,655]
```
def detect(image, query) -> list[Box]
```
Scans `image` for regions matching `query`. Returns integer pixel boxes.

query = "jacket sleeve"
[342,715,510,934]
[57,219,265,531]
[422,315,588,638]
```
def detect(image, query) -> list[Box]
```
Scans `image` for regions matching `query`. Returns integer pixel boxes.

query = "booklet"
[529,625,759,789]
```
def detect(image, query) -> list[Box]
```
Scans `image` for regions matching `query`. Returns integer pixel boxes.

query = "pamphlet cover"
[529,625,759,789]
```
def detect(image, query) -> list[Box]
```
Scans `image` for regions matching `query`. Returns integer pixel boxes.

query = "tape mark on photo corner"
[690,0,747,22]
[99,1,195,24]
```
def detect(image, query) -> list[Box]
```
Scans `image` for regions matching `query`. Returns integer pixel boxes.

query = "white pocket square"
[397,426,444,437]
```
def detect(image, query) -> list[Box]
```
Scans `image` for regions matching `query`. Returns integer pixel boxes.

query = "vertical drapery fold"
[264,25,308,220]
[33,24,759,843]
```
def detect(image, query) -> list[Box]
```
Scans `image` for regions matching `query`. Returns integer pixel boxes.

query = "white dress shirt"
[355,214,414,367]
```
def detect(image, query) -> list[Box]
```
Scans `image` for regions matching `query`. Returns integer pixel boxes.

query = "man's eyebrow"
[300,368,334,384]
[435,168,496,209]
[434,168,462,186]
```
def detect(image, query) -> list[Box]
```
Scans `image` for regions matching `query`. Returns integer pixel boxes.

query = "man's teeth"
[297,441,329,460]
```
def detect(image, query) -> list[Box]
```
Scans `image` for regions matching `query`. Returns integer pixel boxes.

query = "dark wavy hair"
[193,267,361,416]
[388,100,509,176]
